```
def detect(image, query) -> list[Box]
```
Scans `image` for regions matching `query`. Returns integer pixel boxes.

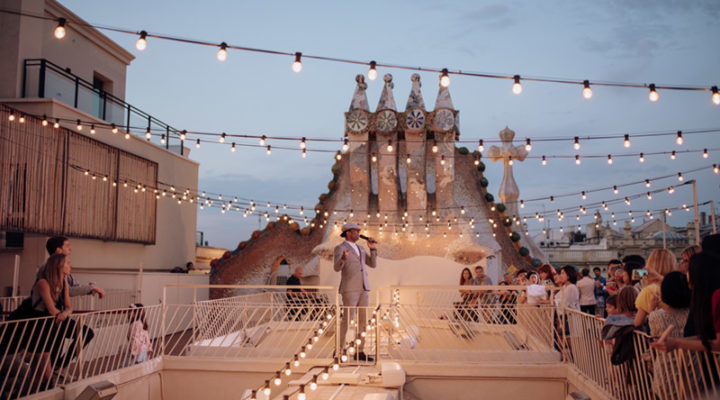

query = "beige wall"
[0,99,198,296]
[0,0,133,99]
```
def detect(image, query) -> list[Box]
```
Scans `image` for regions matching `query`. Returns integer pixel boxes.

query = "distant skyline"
[65,0,720,249]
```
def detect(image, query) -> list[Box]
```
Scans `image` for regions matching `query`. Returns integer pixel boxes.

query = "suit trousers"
[340,290,369,352]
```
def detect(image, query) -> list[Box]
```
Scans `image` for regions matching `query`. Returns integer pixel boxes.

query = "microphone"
[359,234,378,244]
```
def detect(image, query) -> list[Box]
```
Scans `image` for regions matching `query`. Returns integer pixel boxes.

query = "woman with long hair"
[634,248,676,328]
[30,253,72,382]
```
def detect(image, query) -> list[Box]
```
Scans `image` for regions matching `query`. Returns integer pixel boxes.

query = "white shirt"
[345,241,360,257]
[576,277,597,306]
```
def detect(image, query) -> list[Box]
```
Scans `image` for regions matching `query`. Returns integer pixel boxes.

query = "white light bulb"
[512,75,522,94]
[582,80,592,99]
[217,42,228,61]
[54,18,66,39]
[292,52,302,73]
[648,84,658,102]
[136,31,147,51]
[440,68,450,87]
[368,61,377,80]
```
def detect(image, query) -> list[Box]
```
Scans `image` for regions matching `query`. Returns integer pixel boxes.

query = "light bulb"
[581,191,586,200]
[54,119,60,129]
[613,185,619,194]
[645,179,651,188]
[310,381,317,391]
[179,130,186,141]
[607,154,613,164]
[302,148,307,158]
[263,386,270,396]
[541,155,547,165]
[582,80,592,99]
[217,42,228,61]
[292,52,302,73]
[335,151,342,161]
[525,138,532,151]
[195,138,201,148]
[136,31,147,51]
[219,132,226,143]
[432,140,439,153]
[406,154,411,164]
[508,155,514,165]
[573,136,580,150]
[342,138,349,152]
[387,140,393,152]
[639,153,645,163]
[259,135,266,146]
[300,137,306,149]
[42,115,48,126]
[161,134,166,144]
[440,68,450,87]
[111,123,118,133]
[512,75,522,94]
[231,142,236,152]
[440,155,446,165]
[368,61,377,80]
[703,148,708,159]
[76,120,82,130]
[648,84,658,102]
[266,145,271,155]
[671,150,676,160]
[676,131,683,145]
[713,164,719,174]
[54,18,66,39]
[322,369,329,380]
[124,133,130,139]
[371,153,377,162]
[713,86,720,105]
[575,155,580,165]
[624,134,630,148]
[677,172,683,181]
[90,125,95,134]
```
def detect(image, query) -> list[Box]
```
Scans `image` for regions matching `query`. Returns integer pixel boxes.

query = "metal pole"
[693,180,700,245]
[712,200,717,235]
[12,255,20,297]
[662,213,667,249]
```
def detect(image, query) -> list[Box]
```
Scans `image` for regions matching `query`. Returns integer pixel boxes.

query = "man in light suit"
[333,223,377,362]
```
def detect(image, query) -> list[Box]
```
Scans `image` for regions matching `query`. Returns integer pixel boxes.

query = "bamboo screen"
[0,106,158,243]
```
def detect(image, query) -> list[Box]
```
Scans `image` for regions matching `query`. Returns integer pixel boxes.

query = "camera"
[631,269,649,281]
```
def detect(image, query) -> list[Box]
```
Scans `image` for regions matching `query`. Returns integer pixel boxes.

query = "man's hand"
[367,240,376,250]
[92,285,105,299]
[342,250,350,260]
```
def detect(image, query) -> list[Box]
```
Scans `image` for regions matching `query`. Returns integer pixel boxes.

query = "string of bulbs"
[1,8,718,103]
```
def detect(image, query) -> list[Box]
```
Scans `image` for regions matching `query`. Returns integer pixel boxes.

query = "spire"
[376,74,396,111]
[405,73,425,110]
[349,74,369,111]
[434,78,454,110]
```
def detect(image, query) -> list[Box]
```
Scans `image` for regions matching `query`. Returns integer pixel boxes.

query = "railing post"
[76,314,85,380]
[192,287,197,345]
[38,59,46,98]
[161,286,167,357]
[335,291,340,358]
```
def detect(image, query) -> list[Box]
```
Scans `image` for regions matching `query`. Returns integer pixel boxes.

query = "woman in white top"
[576,268,597,315]
[557,266,581,311]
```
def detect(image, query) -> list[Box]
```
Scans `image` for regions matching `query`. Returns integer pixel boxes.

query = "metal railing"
[21,58,186,154]
[1,289,137,320]
[1,284,714,399]
[565,309,720,400]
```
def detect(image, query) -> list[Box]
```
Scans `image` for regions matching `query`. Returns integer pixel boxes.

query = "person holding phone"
[634,249,676,329]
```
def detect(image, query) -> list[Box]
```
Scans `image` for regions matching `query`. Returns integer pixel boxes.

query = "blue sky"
[65,0,720,249]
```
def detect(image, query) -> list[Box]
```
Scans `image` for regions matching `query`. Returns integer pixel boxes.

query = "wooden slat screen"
[0,105,158,244]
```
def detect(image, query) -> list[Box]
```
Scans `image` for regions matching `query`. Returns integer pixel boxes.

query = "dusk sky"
[66,0,720,249]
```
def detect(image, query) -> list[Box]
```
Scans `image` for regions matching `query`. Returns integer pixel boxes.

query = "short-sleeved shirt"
[576,277,597,306]
[635,283,667,313]
[286,275,302,293]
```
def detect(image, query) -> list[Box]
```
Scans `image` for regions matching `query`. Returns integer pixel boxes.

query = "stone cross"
[487,126,527,218]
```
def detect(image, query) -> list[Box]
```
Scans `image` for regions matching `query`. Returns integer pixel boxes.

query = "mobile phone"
[632,269,649,281]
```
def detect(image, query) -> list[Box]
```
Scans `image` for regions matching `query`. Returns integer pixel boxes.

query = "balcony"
[21,59,185,154]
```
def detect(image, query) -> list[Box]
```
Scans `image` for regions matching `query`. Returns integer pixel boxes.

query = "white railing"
[565,308,720,400]
[1,289,137,320]
[1,284,712,399]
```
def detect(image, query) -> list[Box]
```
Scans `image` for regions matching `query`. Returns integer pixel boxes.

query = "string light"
[387,140,393,152]
[477,139,484,153]
[259,135,266,146]
[90,124,95,134]
[646,192,652,200]
[302,148,307,158]
[508,155,514,165]
[136,31,147,50]
[217,42,228,61]
[266,145,272,155]
[300,137,306,149]
[76,120,82,130]
[440,68,450,87]
[676,131,683,145]
[145,128,152,140]
[671,151,676,160]
[195,138,201,148]
[54,18,66,39]
[53,119,60,129]
[179,130,186,141]
[703,148,709,159]
[607,154,613,164]
[124,132,130,139]
[541,155,547,166]
[42,115,48,126]
[292,52,302,73]
[714,164,719,174]
[713,86,720,105]
[668,186,675,194]
[581,191,586,200]
[573,136,580,150]
[639,152,645,163]
[335,151,342,161]
[342,138,349,152]
[368,61,377,80]
[575,155,580,165]
[371,153,377,163]
[645,179,651,188]
[613,185,619,194]
[525,138,532,151]
[432,140,439,153]
[406,154,411,164]
[582,80,592,99]
[677,172,683,181]
[440,155,446,165]
[111,123,118,133]
[648,84,658,102]
[231,142,236,152]
[161,134,166,144]
[219,132,226,143]
[624,134,631,148]
[512,75,522,94]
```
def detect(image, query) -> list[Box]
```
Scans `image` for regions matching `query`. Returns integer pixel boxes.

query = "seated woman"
[30,253,73,382]
[456,268,477,321]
